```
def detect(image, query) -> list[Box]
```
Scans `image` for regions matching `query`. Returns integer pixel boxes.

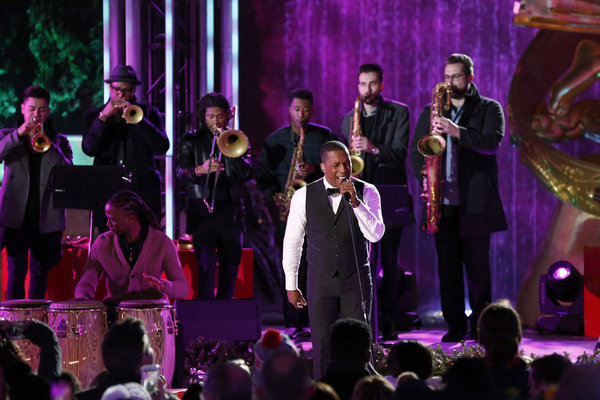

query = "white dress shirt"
[282,177,385,291]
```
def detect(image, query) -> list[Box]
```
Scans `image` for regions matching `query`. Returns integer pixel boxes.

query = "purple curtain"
[239,0,582,312]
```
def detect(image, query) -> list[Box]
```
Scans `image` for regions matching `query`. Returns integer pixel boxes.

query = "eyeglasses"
[444,73,465,82]
[110,85,134,95]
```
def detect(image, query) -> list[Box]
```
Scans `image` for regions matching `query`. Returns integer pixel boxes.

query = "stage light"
[546,260,583,305]
[536,260,584,335]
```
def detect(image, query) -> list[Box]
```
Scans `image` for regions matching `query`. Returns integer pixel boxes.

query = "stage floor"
[280,326,598,361]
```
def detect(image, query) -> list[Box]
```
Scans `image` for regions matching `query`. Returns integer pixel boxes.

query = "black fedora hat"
[104,64,142,85]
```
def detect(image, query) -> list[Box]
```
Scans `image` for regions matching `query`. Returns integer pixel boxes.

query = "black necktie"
[326,188,340,196]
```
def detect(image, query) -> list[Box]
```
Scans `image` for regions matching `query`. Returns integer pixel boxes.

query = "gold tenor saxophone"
[417,82,452,234]
[349,96,365,175]
[279,124,307,221]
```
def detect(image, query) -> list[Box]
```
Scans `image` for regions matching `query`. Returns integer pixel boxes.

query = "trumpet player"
[409,54,507,343]
[341,63,411,339]
[257,88,337,338]
[0,85,73,299]
[83,65,168,233]
[177,93,251,300]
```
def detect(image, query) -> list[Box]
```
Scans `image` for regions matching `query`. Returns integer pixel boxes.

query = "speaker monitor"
[175,299,262,346]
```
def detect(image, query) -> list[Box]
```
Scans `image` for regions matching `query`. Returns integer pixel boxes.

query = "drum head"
[0,299,52,308]
[117,299,171,309]
[49,301,105,310]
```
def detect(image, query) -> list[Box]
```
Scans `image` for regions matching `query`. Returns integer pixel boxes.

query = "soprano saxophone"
[417,82,452,234]
[278,124,307,221]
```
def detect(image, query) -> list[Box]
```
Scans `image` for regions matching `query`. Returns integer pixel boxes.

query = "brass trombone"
[29,116,51,153]
[202,106,249,213]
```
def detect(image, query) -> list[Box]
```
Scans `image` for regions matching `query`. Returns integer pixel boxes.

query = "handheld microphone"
[341,178,352,204]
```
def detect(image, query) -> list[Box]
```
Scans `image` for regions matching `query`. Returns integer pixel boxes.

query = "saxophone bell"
[349,96,365,176]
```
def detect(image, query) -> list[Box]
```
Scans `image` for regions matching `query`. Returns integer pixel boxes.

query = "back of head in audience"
[330,318,372,365]
[477,300,522,364]
[253,328,298,371]
[529,353,571,398]
[311,381,340,400]
[257,352,312,400]
[387,340,433,380]
[442,356,499,400]
[101,317,149,375]
[351,376,394,400]
[182,383,203,400]
[204,361,252,400]
[100,382,151,400]
[555,364,600,400]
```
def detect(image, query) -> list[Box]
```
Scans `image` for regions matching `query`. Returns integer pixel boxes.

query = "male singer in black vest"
[282,141,385,378]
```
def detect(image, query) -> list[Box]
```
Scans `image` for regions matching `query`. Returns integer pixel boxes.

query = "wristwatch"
[372,146,380,155]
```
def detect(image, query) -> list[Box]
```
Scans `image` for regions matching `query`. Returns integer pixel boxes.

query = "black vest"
[305,179,370,278]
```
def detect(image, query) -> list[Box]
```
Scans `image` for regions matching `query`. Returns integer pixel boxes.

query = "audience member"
[75,318,151,400]
[204,361,252,400]
[529,354,571,400]
[312,381,340,400]
[351,376,394,400]
[253,328,298,385]
[256,352,313,400]
[320,318,372,400]
[555,364,600,400]
[441,356,499,400]
[100,382,151,400]
[477,300,529,400]
[386,340,433,386]
[393,373,436,400]
[181,383,202,400]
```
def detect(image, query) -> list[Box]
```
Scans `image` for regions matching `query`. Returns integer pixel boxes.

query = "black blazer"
[341,98,410,185]
[409,82,507,237]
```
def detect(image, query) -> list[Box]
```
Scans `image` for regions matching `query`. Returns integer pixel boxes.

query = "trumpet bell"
[123,105,144,124]
[30,134,51,153]
[217,129,249,158]
[350,155,364,175]
[417,134,446,157]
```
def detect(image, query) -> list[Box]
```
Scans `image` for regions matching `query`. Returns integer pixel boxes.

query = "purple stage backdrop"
[239,1,599,314]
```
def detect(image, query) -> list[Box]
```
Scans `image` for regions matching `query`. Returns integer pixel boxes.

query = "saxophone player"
[258,88,338,337]
[340,63,412,339]
[409,54,507,343]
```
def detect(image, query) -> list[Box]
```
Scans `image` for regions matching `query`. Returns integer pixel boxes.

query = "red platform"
[584,246,600,337]
[1,244,254,301]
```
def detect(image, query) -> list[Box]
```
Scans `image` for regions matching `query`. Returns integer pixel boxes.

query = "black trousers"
[3,228,63,299]
[307,267,372,379]
[189,207,242,300]
[434,205,491,334]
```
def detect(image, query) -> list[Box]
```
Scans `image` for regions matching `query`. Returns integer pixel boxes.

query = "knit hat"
[253,328,298,370]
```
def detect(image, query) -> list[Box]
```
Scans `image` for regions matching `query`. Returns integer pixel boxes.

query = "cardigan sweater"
[75,228,189,302]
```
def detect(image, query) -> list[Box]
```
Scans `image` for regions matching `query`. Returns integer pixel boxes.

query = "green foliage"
[0,0,102,127]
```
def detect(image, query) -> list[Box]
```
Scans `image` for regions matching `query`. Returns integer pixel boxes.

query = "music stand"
[52,165,131,244]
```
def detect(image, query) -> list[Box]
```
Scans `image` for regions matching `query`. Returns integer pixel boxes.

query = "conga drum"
[48,301,107,388]
[116,299,176,387]
[0,299,52,372]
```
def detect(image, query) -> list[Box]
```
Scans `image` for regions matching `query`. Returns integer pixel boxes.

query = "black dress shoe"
[441,330,466,342]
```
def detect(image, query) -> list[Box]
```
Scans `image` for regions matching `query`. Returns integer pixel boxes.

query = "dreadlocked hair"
[107,190,159,229]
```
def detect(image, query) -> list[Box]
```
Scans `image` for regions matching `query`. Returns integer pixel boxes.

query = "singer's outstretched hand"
[287,289,307,309]
[340,178,360,208]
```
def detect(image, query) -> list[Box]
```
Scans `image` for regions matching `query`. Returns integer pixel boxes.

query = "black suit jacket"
[409,82,507,237]
[341,98,410,185]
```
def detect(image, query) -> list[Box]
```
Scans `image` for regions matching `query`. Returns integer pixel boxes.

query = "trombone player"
[177,92,251,300]
[83,64,169,233]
